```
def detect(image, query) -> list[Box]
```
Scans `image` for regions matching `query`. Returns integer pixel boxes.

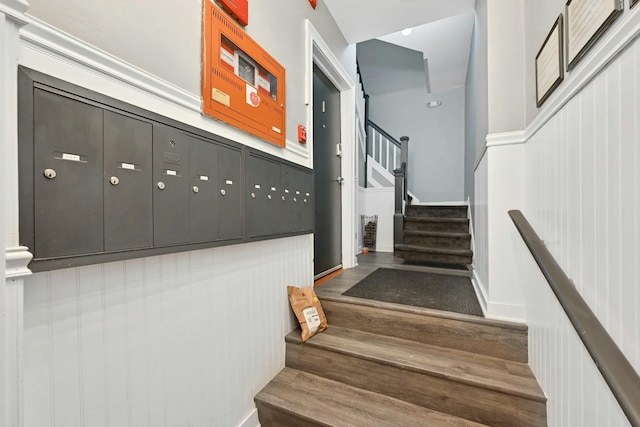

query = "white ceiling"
[323,0,476,92]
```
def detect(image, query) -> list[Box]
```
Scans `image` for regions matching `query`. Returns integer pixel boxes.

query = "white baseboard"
[238,408,260,427]
[471,270,487,316]
[486,301,525,323]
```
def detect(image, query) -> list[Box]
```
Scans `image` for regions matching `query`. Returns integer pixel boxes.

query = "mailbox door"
[264,159,281,236]
[190,138,219,243]
[301,170,314,232]
[246,154,267,238]
[280,166,295,233]
[103,111,153,251]
[217,144,242,240]
[33,89,104,258]
[153,124,190,246]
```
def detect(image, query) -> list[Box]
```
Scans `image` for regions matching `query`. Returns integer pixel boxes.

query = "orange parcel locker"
[202,3,286,148]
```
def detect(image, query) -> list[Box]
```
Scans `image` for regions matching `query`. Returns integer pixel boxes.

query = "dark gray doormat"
[342,268,483,316]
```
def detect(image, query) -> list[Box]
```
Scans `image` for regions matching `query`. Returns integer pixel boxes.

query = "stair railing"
[393,136,409,248]
[509,210,640,427]
[367,121,403,177]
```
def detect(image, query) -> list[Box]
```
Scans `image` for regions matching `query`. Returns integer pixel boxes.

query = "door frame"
[304,20,356,271]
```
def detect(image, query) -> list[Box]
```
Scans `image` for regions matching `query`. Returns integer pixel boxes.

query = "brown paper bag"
[287,286,328,342]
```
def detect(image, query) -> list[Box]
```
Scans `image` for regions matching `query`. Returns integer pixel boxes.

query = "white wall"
[464,0,488,201]
[487,0,526,134]
[358,188,394,253]
[7,1,357,426]
[369,86,466,203]
[476,3,640,424]
[24,237,310,427]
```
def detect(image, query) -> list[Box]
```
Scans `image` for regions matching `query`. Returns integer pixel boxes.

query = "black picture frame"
[536,15,564,107]
[566,0,623,71]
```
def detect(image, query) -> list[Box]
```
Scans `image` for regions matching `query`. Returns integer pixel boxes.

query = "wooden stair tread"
[395,244,473,256]
[256,367,488,427]
[405,217,469,223]
[286,326,545,402]
[320,299,529,362]
[317,293,527,331]
[404,230,471,238]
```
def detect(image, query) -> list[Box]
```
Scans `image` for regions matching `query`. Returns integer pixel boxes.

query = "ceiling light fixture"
[426,100,442,108]
[401,28,412,36]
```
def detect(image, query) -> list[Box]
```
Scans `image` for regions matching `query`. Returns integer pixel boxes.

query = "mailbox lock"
[220,189,226,196]
[282,196,286,201]
[109,176,120,186]
[43,169,57,179]
[192,186,199,194]
[251,192,256,199]
[293,197,297,202]
[304,199,308,203]
[157,182,166,190]
[267,194,272,200]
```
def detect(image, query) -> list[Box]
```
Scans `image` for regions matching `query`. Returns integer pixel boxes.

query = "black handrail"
[367,120,402,148]
[509,210,640,427]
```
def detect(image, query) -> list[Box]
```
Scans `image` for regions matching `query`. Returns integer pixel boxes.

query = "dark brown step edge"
[395,244,473,255]
[320,299,528,362]
[286,327,545,403]
[404,230,471,238]
[405,216,469,223]
[255,368,489,427]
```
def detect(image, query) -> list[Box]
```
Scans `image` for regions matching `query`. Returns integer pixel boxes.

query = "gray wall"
[464,0,488,202]
[370,86,466,203]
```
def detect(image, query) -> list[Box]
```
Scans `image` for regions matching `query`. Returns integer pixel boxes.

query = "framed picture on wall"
[566,0,623,70]
[536,15,564,107]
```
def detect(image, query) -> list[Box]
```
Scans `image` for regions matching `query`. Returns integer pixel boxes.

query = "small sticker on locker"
[272,126,281,134]
[166,169,178,176]
[296,191,300,195]
[61,153,81,162]
[271,187,276,192]
[285,189,289,193]
[255,184,261,189]
[226,180,233,185]
[306,192,310,196]
[212,88,231,107]
[200,175,209,181]
[121,162,136,170]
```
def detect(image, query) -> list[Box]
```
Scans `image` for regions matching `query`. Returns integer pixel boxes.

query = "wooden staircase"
[255,293,547,426]
[395,205,473,265]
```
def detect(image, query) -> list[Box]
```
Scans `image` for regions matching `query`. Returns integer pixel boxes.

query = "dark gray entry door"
[313,64,342,279]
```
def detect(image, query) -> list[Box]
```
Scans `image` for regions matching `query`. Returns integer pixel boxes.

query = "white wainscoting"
[23,236,311,427]
[513,232,630,427]
[525,38,639,376]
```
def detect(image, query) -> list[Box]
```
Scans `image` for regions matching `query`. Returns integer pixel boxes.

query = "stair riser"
[406,206,468,218]
[256,402,324,427]
[395,249,472,264]
[404,234,471,249]
[321,300,528,362]
[286,343,546,427]
[405,221,469,233]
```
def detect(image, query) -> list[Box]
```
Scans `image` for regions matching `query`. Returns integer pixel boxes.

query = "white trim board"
[471,270,488,317]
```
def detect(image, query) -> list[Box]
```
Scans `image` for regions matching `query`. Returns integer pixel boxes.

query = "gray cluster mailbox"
[18,67,312,271]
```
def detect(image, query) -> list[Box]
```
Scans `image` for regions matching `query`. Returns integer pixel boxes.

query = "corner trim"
[238,408,260,427]
[0,0,28,25]
[471,270,488,316]
[19,16,201,112]
[5,246,32,279]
